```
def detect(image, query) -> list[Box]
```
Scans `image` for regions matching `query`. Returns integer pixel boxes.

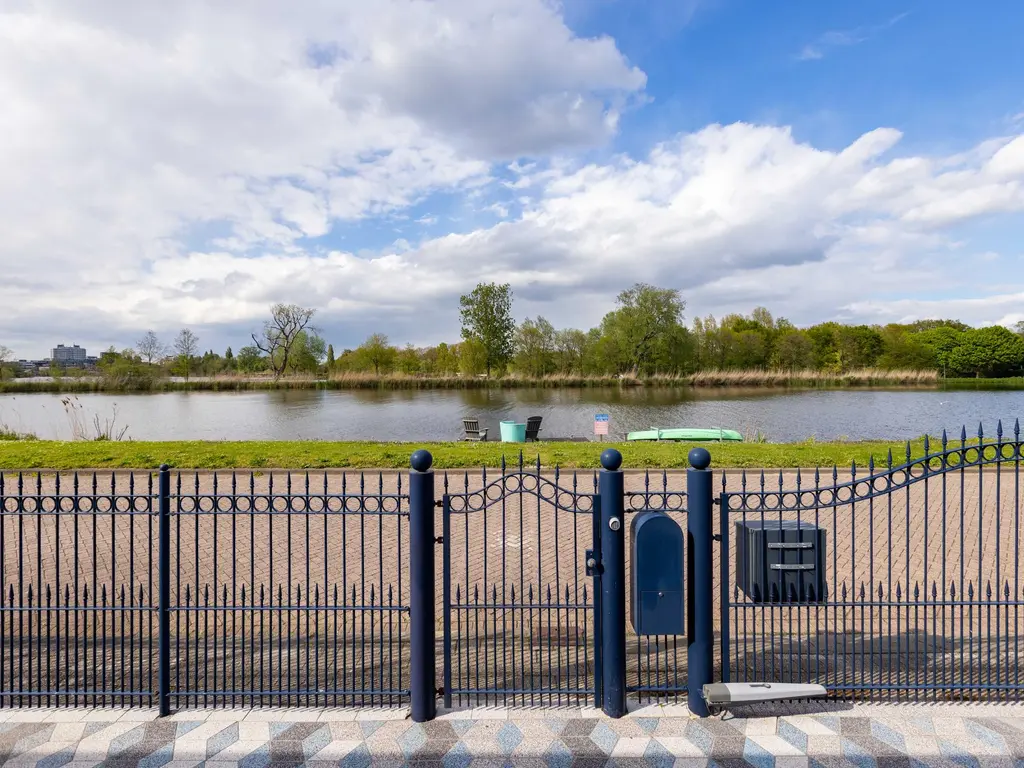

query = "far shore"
[2,367,996,395]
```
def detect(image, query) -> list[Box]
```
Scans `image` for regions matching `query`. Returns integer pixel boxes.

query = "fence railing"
[2,422,1023,719]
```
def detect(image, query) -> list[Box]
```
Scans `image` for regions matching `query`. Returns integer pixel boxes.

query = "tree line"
[5,284,1024,385]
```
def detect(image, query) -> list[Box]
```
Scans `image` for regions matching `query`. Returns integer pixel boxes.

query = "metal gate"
[440,457,601,707]
[718,424,1024,702]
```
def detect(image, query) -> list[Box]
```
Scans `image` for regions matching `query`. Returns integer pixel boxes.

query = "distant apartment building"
[51,344,87,364]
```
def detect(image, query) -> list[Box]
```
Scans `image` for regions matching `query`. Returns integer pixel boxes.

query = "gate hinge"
[713,498,721,506]
[434,500,444,508]
[436,686,445,695]
[713,534,722,542]
[434,536,444,544]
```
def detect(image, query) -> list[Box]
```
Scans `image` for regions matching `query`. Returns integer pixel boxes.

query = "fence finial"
[410,450,433,473]
[687,447,711,470]
[601,448,623,471]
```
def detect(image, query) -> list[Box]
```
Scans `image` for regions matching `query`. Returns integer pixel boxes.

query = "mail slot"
[630,510,684,635]
[736,520,826,603]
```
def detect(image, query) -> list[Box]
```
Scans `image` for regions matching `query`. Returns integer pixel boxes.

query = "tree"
[286,331,327,374]
[513,317,556,378]
[459,338,488,376]
[356,333,396,375]
[173,329,199,381]
[0,345,13,381]
[236,345,265,373]
[459,282,514,376]
[434,343,459,376]
[326,344,336,372]
[599,283,686,375]
[771,329,815,369]
[397,345,422,375]
[98,347,155,390]
[136,331,165,365]
[252,304,317,379]
[946,326,1024,377]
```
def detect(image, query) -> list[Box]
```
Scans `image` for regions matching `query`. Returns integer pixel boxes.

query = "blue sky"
[1,0,1023,358]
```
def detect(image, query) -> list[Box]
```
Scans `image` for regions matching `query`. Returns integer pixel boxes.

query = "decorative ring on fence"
[1,494,155,515]
[624,492,687,512]
[722,438,1024,512]
[444,471,595,513]
[171,493,408,515]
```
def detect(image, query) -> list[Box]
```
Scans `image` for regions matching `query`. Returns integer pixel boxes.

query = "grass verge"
[0,439,937,470]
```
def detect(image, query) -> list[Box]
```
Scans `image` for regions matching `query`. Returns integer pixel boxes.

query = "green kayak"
[625,428,743,442]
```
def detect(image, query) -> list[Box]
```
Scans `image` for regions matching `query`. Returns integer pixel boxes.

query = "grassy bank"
[942,377,1024,390]
[0,368,940,394]
[0,438,939,470]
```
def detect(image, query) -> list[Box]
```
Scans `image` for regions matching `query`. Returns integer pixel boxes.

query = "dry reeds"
[686,368,939,387]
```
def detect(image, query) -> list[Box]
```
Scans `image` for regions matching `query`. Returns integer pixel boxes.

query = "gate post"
[409,450,437,722]
[598,449,626,717]
[686,447,714,717]
[157,464,171,717]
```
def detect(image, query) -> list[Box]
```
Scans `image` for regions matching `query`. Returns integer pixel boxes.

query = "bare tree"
[173,328,200,381]
[252,304,317,378]
[136,331,166,365]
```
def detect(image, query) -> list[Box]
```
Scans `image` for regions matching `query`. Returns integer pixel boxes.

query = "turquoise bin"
[500,421,526,443]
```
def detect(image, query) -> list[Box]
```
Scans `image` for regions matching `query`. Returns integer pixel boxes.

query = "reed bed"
[0,367,942,394]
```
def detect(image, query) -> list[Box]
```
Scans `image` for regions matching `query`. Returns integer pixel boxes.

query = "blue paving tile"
[36,745,76,768]
[269,721,293,739]
[636,717,658,734]
[238,742,272,768]
[544,738,573,768]
[589,721,618,755]
[742,737,775,768]
[842,737,878,768]
[137,743,174,768]
[777,720,808,753]
[338,743,372,768]
[686,723,714,755]
[965,720,1008,752]
[939,741,981,768]
[397,723,427,758]
[205,722,239,759]
[870,720,907,752]
[496,721,524,755]
[359,720,384,738]
[643,736,675,768]
[543,717,568,736]
[302,723,333,759]
[108,724,147,756]
[451,720,476,737]
[443,740,473,768]
[175,721,203,738]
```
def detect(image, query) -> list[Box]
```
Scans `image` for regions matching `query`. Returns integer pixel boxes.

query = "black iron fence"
[2,421,1024,719]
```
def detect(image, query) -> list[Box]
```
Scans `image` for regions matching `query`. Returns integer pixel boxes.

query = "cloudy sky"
[3,0,1024,359]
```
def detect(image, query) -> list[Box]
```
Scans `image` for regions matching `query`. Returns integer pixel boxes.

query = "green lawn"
[0,438,941,470]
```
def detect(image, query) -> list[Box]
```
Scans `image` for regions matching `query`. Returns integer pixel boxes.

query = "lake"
[1,387,1023,442]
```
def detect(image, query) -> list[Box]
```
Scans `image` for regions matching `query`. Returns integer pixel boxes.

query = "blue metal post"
[409,450,437,722]
[157,464,171,716]
[687,447,713,716]
[599,448,626,717]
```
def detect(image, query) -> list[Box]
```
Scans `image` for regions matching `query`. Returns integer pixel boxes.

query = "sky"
[2,0,1024,359]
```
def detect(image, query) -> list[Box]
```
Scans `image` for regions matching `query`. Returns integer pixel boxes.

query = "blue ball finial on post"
[410,449,433,473]
[688,447,711,470]
[600,448,623,472]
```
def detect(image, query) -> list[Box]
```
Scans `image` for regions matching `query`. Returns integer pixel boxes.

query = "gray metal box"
[735,520,825,603]
[629,510,684,635]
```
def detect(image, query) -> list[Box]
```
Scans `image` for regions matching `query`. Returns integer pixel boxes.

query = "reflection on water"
[1,387,1022,442]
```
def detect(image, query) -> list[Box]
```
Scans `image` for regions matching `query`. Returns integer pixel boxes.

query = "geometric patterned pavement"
[3,705,1024,766]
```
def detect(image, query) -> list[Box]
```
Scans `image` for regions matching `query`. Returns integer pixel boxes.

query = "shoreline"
[0,437,973,470]
[0,368,957,394]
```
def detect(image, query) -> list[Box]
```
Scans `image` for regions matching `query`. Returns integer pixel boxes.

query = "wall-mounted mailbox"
[629,510,684,635]
[736,520,826,604]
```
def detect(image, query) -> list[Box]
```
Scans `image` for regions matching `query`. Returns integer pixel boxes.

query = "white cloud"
[797,12,909,62]
[1,2,1023,357]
